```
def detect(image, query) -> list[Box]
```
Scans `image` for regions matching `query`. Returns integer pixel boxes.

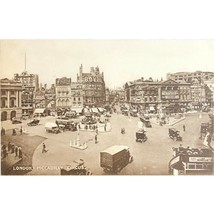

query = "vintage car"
[27,119,40,126]
[11,118,22,124]
[100,145,133,173]
[136,129,147,142]
[45,122,64,134]
[169,128,182,141]
[130,109,138,117]
[60,159,92,175]
[140,115,152,128]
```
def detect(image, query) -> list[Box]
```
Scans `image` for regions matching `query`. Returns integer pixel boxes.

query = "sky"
[1,40,214,89]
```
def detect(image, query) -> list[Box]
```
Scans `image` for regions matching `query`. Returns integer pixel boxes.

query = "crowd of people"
[1,141,23,159]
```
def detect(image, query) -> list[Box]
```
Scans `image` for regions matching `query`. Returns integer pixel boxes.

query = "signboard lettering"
[189,157,213,162]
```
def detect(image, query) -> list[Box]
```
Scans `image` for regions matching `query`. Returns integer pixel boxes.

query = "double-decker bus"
[169,146,213,175]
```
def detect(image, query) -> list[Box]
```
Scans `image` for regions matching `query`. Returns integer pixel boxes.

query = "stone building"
[125,78,191,113]
[0,78,22,121]
[167,71,214,83]
[34,84,56,115]
[77,64,106,107]
[14,71,39,115]
[70,82,84,110]
[55,77,72,109]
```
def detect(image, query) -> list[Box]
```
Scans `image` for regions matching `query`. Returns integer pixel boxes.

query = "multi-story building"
[167,71,214,83]
[0,78,22,121]
[14,71,39,115]
[190,79,206,109]
[34,84,56,115]
[55,77,72,109]
[105,88,110,105]
[77,64,106,107]
[70,82,84,110]
[160,79,191,113]
[204,78,214,107]
[125,78,191,113]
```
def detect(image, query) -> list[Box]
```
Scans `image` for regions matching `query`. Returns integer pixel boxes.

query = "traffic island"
[69,140,88,150]
[79,122,112,133]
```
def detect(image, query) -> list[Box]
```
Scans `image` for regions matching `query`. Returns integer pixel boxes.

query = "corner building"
[1,78,22,121]
[125,78,191,113]
[77,64,106,107]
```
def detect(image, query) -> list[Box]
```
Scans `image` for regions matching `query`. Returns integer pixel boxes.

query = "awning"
[71,107,83,113]
[98,107,105,113]
[83,108,90,113]
[91,108,99,113]
[34,108,45,114]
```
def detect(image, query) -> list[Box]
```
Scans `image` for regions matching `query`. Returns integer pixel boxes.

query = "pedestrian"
[178,144,184,153]
[96,127,98,135]
[104,124,106,132]
[20,126,23,135]
[42,143,47,153]
[15,146,18,157]
[18,147,22,159]
[95,134,98,144]
[183,124,186,132]
[11,144,15,153]
[207,132,212,149]
[12,128,16,136]
[1,127,4,136]
[8,141,11,152]
[3,148,7,158]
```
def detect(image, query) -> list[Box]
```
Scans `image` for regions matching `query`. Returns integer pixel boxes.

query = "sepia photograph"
[0,40,214,176]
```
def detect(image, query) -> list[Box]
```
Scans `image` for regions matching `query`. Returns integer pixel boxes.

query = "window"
[78,97,80,101]
[144,97,147,102]
[188,164,195,169]
[1,90,6,95]
[74,97,76,101]
[196,164,203,169]
[11,91,15,95]
[1,99,6,108]
[11,99,15,107]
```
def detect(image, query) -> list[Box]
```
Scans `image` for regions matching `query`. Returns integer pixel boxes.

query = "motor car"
[27,119,40,126]
[45,122,63,134]
[169,128,182,141]
[60,159,92,175]
[11,118,22,124]
[136,130,147,142]
[100,145,133,173]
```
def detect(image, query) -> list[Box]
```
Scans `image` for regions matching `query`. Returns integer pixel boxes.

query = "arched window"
[11,99,15,107]
[1,111,7,121]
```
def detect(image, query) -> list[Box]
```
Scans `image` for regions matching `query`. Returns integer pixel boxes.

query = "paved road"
[1,112,211,175]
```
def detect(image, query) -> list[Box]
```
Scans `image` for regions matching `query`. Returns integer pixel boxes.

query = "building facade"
[125,78,191,113]
[70,82,84,108]
[55,77,72,109]
[14,71,39,115]
[77,65,106,107]
[33,84,56,115]
[167,71,214,83]
[204,78,214,107]
[0,78,22,121]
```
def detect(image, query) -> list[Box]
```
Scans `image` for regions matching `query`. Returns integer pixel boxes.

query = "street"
[1,111,211,175]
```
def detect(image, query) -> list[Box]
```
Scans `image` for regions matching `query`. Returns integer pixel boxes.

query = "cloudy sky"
[1,40,214,88]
